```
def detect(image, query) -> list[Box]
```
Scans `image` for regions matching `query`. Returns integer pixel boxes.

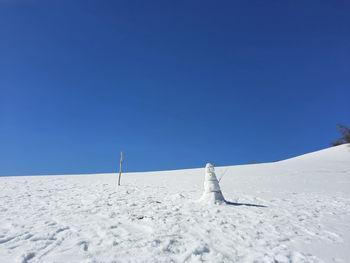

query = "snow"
[0,144,350,262]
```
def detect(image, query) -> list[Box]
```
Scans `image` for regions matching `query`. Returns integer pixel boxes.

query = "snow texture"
[199,163,225,204]
[0,144,350,262]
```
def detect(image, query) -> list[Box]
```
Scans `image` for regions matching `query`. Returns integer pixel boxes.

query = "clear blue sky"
[1,1,349,176]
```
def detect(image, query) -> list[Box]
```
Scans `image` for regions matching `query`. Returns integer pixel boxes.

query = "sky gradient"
[1,1,350,176]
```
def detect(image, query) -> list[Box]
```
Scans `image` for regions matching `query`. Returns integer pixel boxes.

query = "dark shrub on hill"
[331,124,350,146]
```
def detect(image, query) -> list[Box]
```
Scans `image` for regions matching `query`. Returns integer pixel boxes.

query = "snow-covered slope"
[0,144,349,263]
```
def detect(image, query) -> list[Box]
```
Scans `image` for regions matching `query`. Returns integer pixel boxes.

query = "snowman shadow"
[225,201,267,208]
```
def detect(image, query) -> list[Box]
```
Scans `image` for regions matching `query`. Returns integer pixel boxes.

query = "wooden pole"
[118,152,123,186]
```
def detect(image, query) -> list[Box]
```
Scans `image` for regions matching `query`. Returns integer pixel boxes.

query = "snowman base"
[199,191,225,205]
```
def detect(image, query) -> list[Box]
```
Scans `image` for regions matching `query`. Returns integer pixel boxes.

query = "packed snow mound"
[0,144,349,262]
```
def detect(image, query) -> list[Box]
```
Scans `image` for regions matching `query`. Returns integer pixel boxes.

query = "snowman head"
[205,163,215,173]
[205,163,216,180]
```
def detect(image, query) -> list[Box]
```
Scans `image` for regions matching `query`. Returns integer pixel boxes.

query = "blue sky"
[1,1,349,176]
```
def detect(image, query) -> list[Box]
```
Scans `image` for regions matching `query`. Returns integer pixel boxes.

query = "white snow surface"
[1,144,350,263]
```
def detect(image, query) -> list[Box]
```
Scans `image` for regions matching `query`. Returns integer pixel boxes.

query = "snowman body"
[199,163,225,204]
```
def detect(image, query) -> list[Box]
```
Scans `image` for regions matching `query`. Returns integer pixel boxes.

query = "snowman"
[199,163,225,204]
